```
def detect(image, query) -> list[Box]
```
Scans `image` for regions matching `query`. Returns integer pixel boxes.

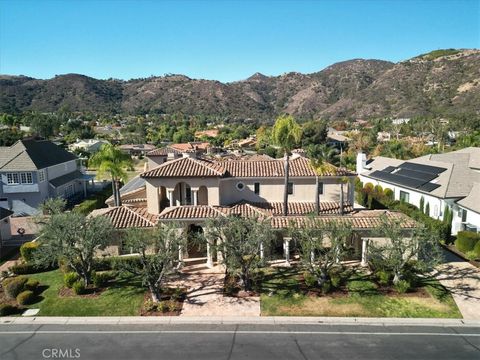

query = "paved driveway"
[166,266,260,317]
[435,250,480,320]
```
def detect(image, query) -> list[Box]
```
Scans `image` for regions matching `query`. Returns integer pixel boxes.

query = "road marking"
[0,330,479,337]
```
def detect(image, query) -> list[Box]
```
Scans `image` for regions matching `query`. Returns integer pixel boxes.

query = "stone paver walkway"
[435,250,480,320]
[167,264,260,317]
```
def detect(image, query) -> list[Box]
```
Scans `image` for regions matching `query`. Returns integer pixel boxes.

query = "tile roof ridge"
[190,157,226,175]
[124,205,156,226]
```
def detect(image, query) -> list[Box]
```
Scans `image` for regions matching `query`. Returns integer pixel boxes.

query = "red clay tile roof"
[141,155,354,179]
[272,211,416,229]
[158,201,354,220]
[141,157,226,178]
[91,206,157,228]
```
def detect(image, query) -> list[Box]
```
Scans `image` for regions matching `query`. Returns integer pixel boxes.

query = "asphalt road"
[0,323,479,360]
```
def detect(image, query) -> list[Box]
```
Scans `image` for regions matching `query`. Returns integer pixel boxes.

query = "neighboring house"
[0,139,92,215]
[357,147,480,234]
[69,139,109,153]
[327,128,351,148]
[118,144,156,156]
[145,142,211,169]
[377,131,392,142]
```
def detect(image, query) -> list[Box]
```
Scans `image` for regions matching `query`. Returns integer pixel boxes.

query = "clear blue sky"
[0,0,479,82]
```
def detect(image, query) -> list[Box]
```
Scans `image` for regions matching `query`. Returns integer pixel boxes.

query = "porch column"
[206,238,214,268]
[178,245,184,268]
[168,190,174,207]
[192,190,198,206]
[283,238,290,263]
[361,238,369,267]
[216,237,224,263]
[260,242,264,260]
[310,250,315,264]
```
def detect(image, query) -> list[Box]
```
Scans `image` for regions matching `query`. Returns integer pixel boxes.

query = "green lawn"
[27,270,145,316]
[259,267,461,318]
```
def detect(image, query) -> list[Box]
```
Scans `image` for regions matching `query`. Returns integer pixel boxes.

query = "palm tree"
[89,144,133,207]
[272,115,302,216]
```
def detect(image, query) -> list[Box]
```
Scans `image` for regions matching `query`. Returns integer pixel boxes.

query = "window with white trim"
[6,172,33,185]
[38,170,46,182]
[7,173,19,184]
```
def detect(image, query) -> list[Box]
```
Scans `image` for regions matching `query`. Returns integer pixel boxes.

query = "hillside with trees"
[1,49,478,121]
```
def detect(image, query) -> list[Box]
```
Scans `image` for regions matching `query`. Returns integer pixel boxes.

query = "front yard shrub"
[20,242,39,263]
[64,272,79,288]
[376,270,392,286]
[16,290,35,305]
[474,240,480,258]
[72,280,86,295]
[92,272,111,288]
[2,276,28,299]
[157,302,168,313]
[0,304,18,316]
[347,279,378,294]
[144,299,158,312]
[303,271,316,287]
[321,281,332,294]
[394,280,411,294]
[92,256,143,271]
[167,300,177,312]
[455,231,480,253]
[25,279,39,292]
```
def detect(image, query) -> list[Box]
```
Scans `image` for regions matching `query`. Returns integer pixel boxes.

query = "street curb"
[1,316,480,327]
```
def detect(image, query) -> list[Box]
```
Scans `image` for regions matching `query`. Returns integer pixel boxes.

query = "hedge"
[16,290,35,305]
[73,187,113,215]
[2,276,28,299]
[20,242,39,263]
[455,231,480,253]
[92,255,143,271]
[474,240,480,258]
[10,262,57,275]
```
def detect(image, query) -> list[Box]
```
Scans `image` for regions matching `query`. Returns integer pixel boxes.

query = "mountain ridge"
[1,49,479,120]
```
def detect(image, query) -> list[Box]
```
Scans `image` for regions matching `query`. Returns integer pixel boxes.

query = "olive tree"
[368,216,443,284]
[204,216,275,291]
[35,212,114,285]
[291,219,353,286]
[120,223,185,302]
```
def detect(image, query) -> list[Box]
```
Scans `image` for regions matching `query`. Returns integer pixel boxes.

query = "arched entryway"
[186,224,207,259]
[173,182,192,205]
[198,186,208,205]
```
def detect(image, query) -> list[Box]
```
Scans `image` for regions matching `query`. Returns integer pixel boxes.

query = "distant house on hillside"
[0,139,92,215]
[195,129,219,138]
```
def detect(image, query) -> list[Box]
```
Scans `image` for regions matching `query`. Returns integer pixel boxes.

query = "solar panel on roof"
[383,166,397,173]
[369,170,426,189]
[394,168,437,182]
[399,162,447,175]
[417,182,441,192]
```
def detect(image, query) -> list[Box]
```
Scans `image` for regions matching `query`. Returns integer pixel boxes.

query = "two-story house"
[357,147,480,234]
[93,150,416,267]
[0,139,91,215]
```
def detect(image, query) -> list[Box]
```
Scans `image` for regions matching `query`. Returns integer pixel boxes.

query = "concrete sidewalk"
[2,316,480,327]
[436,250,480,320]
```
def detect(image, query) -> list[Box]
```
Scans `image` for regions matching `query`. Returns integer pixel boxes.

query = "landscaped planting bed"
[259,267,461,318]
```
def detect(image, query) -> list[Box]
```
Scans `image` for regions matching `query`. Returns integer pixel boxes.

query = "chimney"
[356,152,367,175]
[182,150,197,159]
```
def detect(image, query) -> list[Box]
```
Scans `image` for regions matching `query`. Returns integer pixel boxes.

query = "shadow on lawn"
[255,267,302,296]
